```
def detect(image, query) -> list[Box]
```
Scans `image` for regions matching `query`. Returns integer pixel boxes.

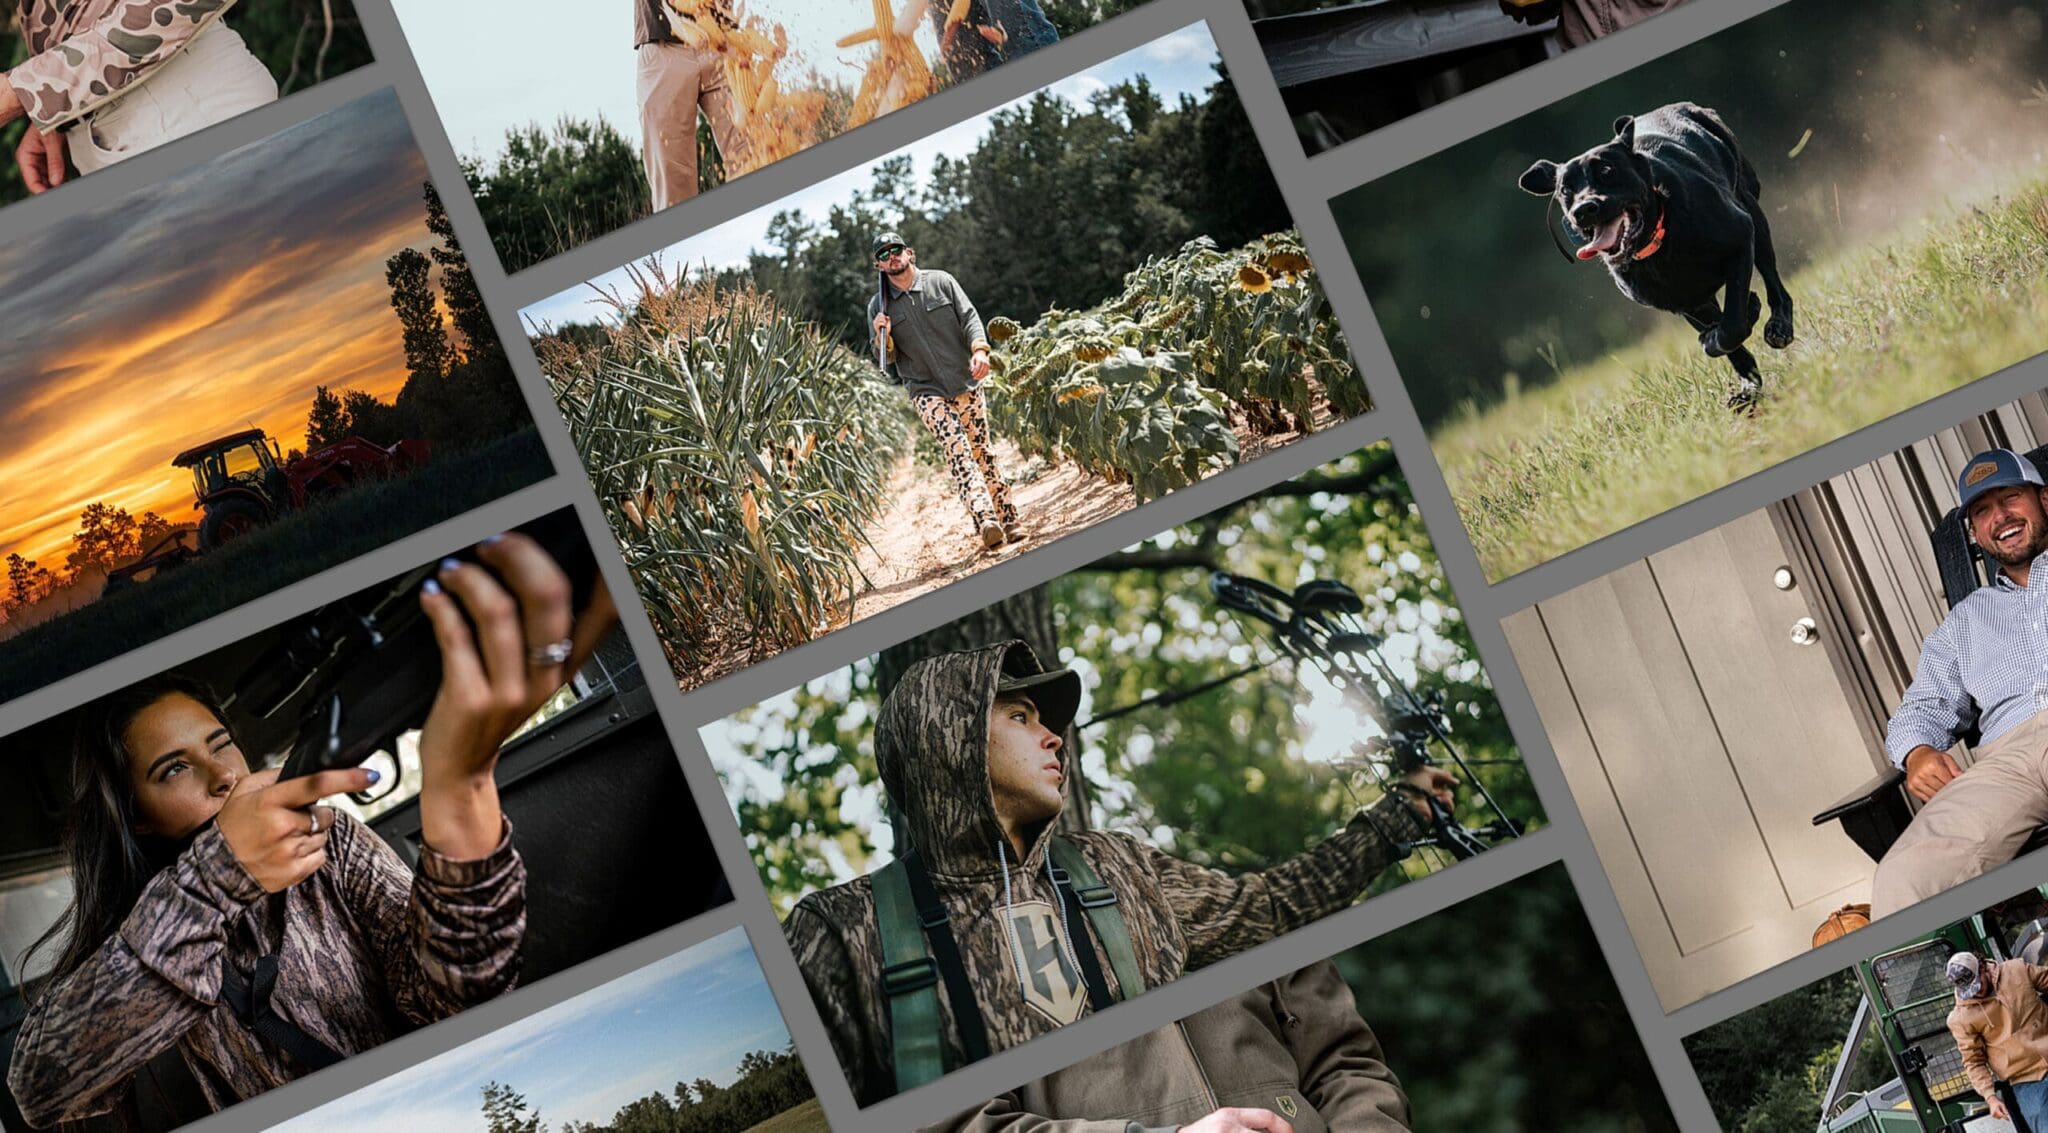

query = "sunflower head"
[1237,264,1273,294]
[987,316,1022,343]
[1266,251,1312,276]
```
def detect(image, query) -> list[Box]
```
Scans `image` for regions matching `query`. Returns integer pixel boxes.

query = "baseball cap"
[872,231,909,260]
[1956,448,2044,512]
[1947,951,1988,999]
[994,667,1082,736]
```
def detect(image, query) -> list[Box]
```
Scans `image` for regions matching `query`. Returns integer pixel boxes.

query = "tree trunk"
[874,584,1092,833]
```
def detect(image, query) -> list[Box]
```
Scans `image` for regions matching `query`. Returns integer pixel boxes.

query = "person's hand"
[1904,746,1962,802]
[217,766,378,892]
[1184,1108,1294,1133]
[16,123,64,193]
[872,312,891,339]
[1988,1097,2009,1122]
[969,346,991,382]
[417,534,616,791]
[0,79,23,127]
[1397,765,1458,820]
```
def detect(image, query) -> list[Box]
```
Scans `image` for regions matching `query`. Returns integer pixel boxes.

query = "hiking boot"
[978,519,1007,550]
[1001,523,1025,545]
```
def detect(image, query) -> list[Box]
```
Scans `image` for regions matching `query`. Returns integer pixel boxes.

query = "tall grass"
[537,272,911,678]
[0,429,553,699]
[1436,179,2048,580]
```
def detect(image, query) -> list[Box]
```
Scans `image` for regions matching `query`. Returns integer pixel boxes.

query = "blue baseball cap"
[1957,448,2044,512]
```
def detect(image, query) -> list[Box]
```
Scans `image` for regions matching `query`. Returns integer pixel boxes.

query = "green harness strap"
[872,859,945,1094]
[1048,836,1148,1000]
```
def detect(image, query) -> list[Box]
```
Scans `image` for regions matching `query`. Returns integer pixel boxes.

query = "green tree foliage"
[0,1,373,205]
[720,70,1287,353]
[1336,863,1679,1131]
[464,117,652,273]
[490,1045,815,1133]
[482,1080,545,1133]
[713,444,1541,914]
[1685,968,1894,1131]
[1331,0,2043,427]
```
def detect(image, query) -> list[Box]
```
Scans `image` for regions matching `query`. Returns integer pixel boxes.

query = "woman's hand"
[217,766,378,892]
[16,125,65,193]
[414,533,617,859]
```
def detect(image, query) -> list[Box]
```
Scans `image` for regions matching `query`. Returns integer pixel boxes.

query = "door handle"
[1790,617,1818,645]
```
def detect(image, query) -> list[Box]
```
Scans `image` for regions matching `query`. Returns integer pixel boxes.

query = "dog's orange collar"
[1633,193,1669,260]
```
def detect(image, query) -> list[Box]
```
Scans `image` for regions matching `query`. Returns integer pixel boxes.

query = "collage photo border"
[3,0,2045,1130]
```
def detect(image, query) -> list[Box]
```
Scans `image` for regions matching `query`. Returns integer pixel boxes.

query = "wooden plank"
[1255,0,1552,89]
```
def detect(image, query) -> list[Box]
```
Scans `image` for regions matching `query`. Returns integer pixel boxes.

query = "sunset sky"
[0,89,437,568]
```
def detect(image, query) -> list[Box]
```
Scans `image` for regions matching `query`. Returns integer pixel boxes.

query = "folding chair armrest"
[1813,766,1912,861]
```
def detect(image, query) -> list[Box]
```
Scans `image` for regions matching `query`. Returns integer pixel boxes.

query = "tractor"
[171,429,429,551]
[1817,889,2048,1133]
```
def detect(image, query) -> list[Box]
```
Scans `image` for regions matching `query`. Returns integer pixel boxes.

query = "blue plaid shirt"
[1887,550,2048,766]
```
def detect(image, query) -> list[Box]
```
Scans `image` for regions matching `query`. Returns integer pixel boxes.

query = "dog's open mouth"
[1576,205,1642,261]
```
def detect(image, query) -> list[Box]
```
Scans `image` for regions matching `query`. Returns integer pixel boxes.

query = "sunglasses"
[874,246,907,262]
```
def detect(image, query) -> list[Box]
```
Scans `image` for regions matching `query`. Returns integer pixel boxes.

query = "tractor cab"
[173,430,285,504]
[1819,890,2048,1132]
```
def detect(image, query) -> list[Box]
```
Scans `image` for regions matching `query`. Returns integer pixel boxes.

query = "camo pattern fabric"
[783,640,1429,1105]
[634,0,739,48]
[922,959,1413,1132]
[6,811,525,1127]
[9,0,239,130]
[913,389,1018,531]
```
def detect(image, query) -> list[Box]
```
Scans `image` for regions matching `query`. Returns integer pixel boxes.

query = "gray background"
[5,0,2045,1130]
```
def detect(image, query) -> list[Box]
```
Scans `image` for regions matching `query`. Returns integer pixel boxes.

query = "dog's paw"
[1725,375,1764,413]
[1765,313,1795,349]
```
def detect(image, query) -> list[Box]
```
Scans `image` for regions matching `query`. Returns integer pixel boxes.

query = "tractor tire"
[199,496,268,550]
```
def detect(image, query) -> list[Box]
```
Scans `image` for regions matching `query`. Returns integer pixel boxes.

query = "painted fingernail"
[365,768,381,785]
[439,558,460,574]
[422,578,442,596]
[482,533,505,545]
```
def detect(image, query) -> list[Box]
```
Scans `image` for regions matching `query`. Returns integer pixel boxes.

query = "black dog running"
[1518,101,1795,410]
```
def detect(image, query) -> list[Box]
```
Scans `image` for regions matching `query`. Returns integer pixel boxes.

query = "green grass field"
[0,428,553,699]
[738,1098,831,1133]
[1434,178,2048,581]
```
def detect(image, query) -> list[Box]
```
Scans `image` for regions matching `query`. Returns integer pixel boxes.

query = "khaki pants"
[68,20,278,175]
[636,41,749,212]
[1872,711,2048,917]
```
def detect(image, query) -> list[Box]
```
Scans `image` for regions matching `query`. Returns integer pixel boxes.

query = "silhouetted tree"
[423,181,500,364]
[66,503,139,575]
[386,247,452,380]
[307,385,348,449]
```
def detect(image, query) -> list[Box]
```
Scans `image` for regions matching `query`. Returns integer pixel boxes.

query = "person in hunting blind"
[866,231,1021,553]
[2,0,280,193]
[782,639,1458,1106]
[635,0,753,211]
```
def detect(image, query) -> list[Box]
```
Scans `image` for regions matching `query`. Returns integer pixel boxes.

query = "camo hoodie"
[783,640,1430,1106]
[9,0,242,131]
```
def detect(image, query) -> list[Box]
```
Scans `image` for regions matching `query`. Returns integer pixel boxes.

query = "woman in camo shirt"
[0,0,279,194]
[5,533,617,1129]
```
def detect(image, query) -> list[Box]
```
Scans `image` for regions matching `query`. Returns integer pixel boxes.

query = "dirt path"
[843,439,1134,625]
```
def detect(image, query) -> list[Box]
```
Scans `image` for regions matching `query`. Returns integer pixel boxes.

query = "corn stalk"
[536,268,910,677]
[837,0,939,127]
[985,230,1366,502]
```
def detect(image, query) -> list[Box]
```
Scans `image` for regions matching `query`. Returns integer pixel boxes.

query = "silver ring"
[307,809,322,836]
[527,638,574,667]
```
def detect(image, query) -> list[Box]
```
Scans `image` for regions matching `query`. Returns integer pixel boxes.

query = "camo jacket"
[6,811,525,1127]
[783,640,1429,1107]
[8,0,241,130]
[634,0,738,48]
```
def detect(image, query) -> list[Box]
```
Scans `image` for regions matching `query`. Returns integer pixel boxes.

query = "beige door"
[1504,507,1886,1011]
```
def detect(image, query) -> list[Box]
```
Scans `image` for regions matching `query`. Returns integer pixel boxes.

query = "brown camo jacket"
[783,640,1428,1106]
[6,809,524,1128]
[9,0,240,130]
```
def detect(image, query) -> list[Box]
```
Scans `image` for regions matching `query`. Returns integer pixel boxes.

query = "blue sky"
[271,928,797,1133]
[521,22,1225,331]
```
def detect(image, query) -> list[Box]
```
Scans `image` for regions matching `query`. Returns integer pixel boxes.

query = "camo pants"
[913,389,1017,531]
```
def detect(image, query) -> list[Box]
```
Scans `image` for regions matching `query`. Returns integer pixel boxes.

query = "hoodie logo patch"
[1001,900,1086,1025]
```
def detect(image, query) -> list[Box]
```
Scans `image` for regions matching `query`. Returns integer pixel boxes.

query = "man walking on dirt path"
[636,0,752,212]
[783,639,1458,1105]
[868,231,1020,553]
[1947,950,2048,1130]
[1874,448,2048,918]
